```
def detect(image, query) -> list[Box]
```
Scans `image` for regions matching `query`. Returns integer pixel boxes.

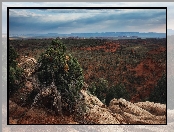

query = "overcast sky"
[2,2,174,34]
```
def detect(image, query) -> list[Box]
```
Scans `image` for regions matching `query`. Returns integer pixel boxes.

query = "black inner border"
[7,6,167,125]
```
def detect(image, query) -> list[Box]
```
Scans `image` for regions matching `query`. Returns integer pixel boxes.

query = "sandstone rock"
[122,112,165,124]
[134,101,166,116]
[79,90,120,124]
[109,98,154,117]
[108,98,166,124]
[80,89,104,107]
[85,105,120,124]
[79,90,166,124]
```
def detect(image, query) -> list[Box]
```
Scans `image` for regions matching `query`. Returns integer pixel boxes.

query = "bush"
[148,74,166,104]
[88,79,130,105]
[105,83,130,106]
[88,78,108,104]
[36,39,84,112]
[9,46,24,95]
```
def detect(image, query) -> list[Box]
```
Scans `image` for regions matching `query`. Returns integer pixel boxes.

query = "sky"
[2,2,174,34]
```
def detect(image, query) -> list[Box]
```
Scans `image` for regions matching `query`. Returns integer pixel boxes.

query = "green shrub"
[36,39,84,112]
[88,78,108,104]
[9,46,24,95]
[88,79,130,105]
[148,74,166,104]
[105,83,130,106]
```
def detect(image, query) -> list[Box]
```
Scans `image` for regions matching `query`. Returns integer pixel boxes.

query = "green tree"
[148,74,166,104]
[36,39,84,112]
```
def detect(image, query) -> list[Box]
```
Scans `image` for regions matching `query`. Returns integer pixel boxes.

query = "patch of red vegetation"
[148,46,166,55]
[76,43,166,103]
[84,64,93,81]
[17,108,77,124]
[80,42,120,53]
[129,57,165,102]
[9,100,78,124]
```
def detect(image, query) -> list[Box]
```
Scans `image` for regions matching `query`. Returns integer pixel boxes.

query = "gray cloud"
[3,2,174,33]
[9,9,166,34]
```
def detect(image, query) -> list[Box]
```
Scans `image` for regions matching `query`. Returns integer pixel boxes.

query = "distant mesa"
[9,32,166,39]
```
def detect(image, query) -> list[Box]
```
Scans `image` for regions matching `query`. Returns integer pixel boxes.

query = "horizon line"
[6,31,167,35]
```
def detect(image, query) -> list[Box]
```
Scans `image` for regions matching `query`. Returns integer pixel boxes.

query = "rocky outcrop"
[109,98,166,124]
[79,90,120,124]
[134,101,166,116]
[79,90,166,124]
